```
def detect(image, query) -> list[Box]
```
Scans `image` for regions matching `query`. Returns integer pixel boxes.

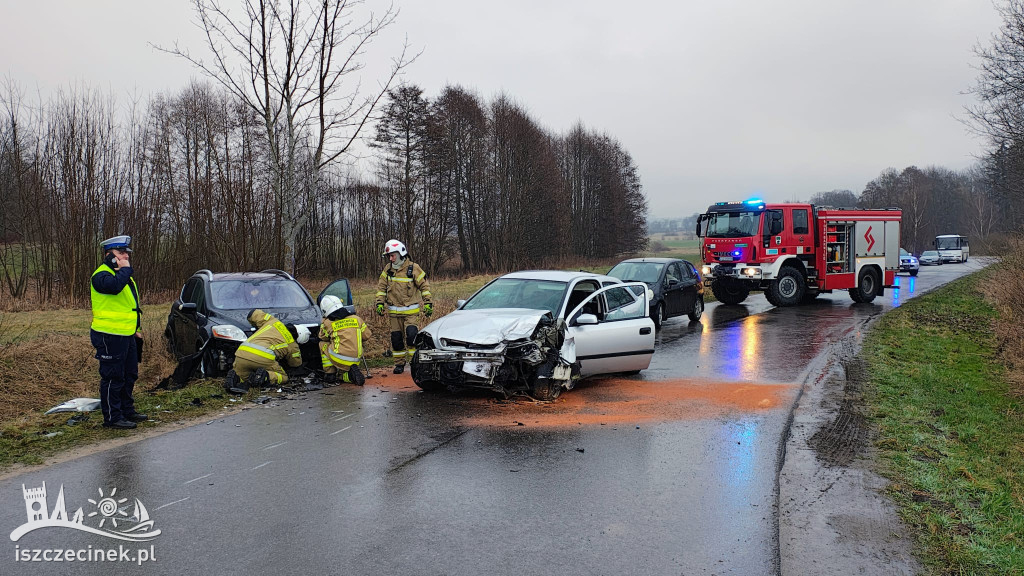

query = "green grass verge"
[0,381,236,469]
[864,272,1024,574]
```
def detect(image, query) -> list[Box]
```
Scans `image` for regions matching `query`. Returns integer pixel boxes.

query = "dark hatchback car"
[164,270,353,377]
[607,257,704,328]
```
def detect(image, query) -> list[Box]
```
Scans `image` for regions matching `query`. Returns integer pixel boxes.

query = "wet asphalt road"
[1,260,989,575]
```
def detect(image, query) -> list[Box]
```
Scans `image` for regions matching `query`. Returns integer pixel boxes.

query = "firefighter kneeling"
[319,295,372,386]
[224,309,308,392]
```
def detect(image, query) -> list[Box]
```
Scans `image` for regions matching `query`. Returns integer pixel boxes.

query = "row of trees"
[0,80,647,304]
[368,84,646,273]
[805,164,998,255]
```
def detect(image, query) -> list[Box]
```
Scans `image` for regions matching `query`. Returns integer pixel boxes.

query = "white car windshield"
[462,278,568,316]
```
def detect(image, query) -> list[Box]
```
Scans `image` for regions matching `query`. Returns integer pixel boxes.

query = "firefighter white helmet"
[382,239,408,258]
[295,325,310,345]
[320,295,344,318]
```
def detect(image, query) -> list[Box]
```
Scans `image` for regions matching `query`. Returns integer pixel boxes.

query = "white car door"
[566,282,655,376]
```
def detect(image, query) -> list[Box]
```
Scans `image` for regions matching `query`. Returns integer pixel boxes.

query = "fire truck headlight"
[701,265,712,276]
[742,267,760,277]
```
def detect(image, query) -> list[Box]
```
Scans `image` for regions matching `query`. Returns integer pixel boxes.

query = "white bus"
[934,234,969,263]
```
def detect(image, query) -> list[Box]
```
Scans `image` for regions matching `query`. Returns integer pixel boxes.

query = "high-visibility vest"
[90,264,140,336]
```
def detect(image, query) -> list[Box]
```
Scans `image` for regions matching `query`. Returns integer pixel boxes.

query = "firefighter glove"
[376,303,385,316]
[423,303,433,317]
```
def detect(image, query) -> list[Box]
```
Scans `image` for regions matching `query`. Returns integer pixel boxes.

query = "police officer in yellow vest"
[318,295,372,385]
[90,235,146,429]
[375,239,432,374]
[224,309,307,390]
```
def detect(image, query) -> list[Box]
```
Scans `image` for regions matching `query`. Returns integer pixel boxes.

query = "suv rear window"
[209,279,311,310]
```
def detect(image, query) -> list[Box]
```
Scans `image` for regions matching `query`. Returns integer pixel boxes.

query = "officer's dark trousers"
[90,330,138,424]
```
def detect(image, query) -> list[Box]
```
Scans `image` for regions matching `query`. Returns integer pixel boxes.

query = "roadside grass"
[864,269,1024,574]
[0,381,230,468]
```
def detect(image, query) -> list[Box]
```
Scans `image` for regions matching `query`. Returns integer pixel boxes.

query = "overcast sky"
[0,0,1005,217]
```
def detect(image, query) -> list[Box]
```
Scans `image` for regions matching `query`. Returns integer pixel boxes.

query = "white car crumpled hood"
[422,308,577,362]
[424,308,551,346]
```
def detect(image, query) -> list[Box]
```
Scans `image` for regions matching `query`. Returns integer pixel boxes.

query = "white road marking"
[332,413,354,422]
[261,441,289,451]
[251,461,273,470]
[330,426,352,436]
[154,497,190,511]
[183,473,213,485]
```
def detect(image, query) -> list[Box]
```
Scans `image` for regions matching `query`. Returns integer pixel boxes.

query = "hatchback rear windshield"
[462,278,567,316]
[210,279,311,310]
[608,262,664,284]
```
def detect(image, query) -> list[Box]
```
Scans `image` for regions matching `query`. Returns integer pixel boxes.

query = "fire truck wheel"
[849,267,880,303]
[769,266,806,307]
[764,288,781,307]
[712,279,749,305]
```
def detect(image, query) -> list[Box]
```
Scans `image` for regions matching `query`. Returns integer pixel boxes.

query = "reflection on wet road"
[0,260,990,576]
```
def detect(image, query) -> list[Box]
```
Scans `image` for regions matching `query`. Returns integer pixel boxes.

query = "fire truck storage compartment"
[825,222,852,274]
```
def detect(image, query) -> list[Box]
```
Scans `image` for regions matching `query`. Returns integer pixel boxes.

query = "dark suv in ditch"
[164,270,353,377]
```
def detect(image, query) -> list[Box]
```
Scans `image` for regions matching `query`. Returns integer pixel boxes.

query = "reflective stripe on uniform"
[416,272,426,282]
[238,342,275,360]
[389,277,413,283]
[329,350,359,364]
[420,291,431,297]
[389,304,420,313]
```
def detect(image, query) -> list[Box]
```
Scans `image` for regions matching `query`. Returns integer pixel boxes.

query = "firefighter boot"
[247,368,270,389]
[393,363,405,374]
[345,365,366,386]
[224,369,247,394]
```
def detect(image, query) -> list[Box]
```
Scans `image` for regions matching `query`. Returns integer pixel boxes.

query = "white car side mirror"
[575,313,599,326]
[456,299,466,308]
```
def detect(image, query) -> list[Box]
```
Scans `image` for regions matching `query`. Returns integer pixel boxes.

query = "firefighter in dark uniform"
[90,235,146,429]
[375,239,432,374]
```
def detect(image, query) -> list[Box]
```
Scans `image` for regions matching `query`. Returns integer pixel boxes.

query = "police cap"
[101,235,132,253]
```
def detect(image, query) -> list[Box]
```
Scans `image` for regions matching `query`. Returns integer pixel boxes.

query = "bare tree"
[809,189,858,208]
[163,0,414,272]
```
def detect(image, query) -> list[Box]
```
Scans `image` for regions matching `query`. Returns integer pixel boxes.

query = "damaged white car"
[410,271,656,400]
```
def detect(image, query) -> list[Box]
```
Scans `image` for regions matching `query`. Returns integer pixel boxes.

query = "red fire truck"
[695,200,902,306]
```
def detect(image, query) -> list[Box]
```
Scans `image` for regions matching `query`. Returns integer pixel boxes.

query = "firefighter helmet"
[320,295,344,318]
[382,239,408,258]
[295,325,310,345]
